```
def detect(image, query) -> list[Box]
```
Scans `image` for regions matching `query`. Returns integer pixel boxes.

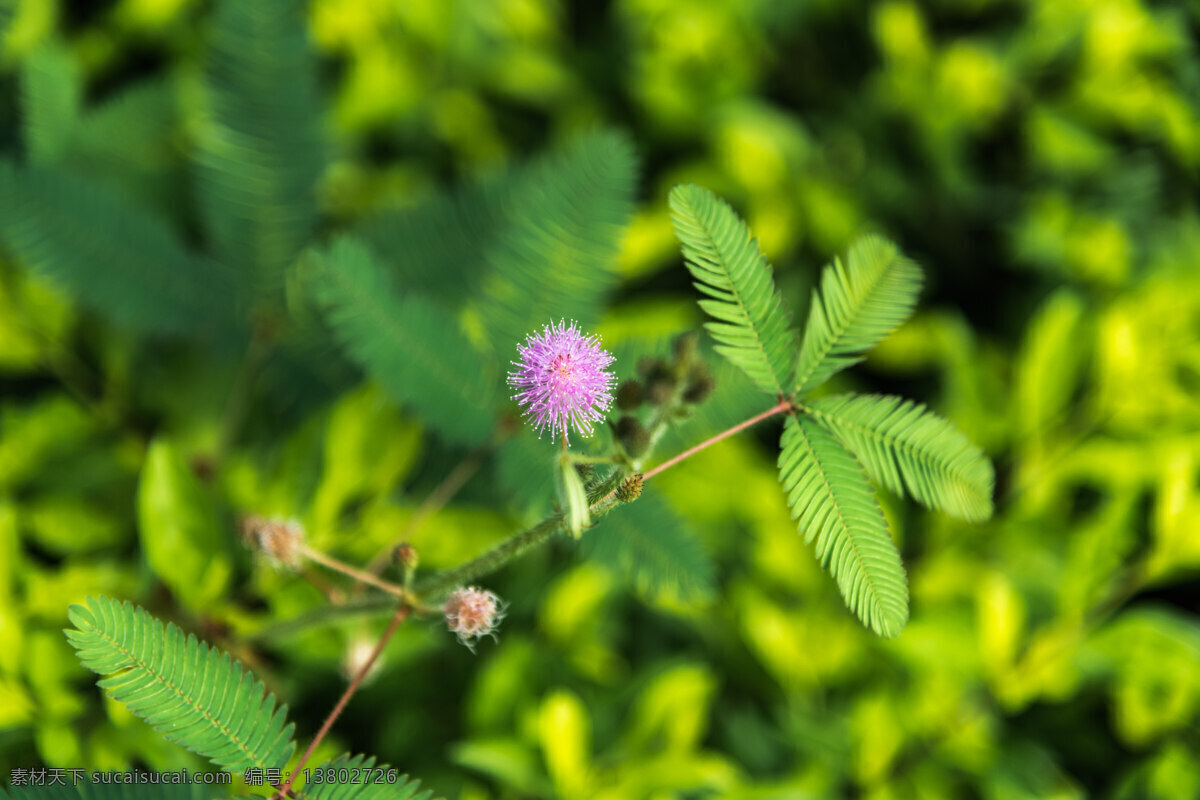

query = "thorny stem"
[272,604,411,799]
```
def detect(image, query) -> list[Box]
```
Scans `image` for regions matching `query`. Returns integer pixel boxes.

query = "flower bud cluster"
[613,332,715,458]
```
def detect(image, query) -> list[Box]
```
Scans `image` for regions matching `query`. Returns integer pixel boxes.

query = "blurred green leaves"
[137,440,231,611]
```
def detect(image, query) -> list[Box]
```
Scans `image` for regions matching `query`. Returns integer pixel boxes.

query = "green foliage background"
[2,0,1200,798]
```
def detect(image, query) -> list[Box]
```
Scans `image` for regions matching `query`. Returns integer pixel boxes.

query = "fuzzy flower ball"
[507,319,616,444]
[444,586,506,651]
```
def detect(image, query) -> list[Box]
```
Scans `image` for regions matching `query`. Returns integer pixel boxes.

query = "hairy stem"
[414,403,791,596]
[302,545,412,601]
[415,512,567,599]
[247,597,397,643]
[273,604,410,799]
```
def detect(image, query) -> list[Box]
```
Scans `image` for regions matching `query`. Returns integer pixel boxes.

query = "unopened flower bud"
[616,379,644,411]
[616,415,650,458]
[444,586,506,652]
[241,515,305,570]
[393,543,419,571]
[574,462,595,481]
[636,356,663,378]
[672,331,700,364]
[683,363,715,404]
[616,473,644,502]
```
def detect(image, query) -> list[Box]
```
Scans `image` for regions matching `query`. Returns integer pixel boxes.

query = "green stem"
[415,512,567,599]
[246,598,397,643]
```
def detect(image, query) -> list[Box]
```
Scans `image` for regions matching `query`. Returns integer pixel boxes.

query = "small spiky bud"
[616,379,644,411]
[646,364,676,405]
[444,586,506,652]
[241,515,305,570]
[616,473,644,502]
[616,415,650,458]
[574,462,596,481]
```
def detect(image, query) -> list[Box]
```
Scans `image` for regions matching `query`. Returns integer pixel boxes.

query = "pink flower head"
[444,586,506,651]
[507,319,616,445]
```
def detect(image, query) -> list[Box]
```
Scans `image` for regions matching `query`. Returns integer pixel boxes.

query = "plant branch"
[643,399,793,481]
[301,545,412,601]
[414,512,566,599]
[246,597,397,643]
[273,604,410,799]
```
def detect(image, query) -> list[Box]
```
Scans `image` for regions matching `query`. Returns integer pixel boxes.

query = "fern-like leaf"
[807,394,995,521]
[0,163,244,339]
[778,414,908,637]
[355,170,510,304]
[294,754,433,800]
[193,0,325,288]
[475,129,637,349]
[669,184,796,396]
[20,41,81,164]
[64,595,296,772]
[311,236,497,445]
[583,486,716,604]
[793,235,922,394]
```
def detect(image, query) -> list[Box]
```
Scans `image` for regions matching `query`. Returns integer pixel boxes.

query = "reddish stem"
[273,604,411,798]
[642,399,793,481]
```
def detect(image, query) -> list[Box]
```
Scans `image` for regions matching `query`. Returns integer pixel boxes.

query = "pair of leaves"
[670,184,994,637]
[64,596,433,800]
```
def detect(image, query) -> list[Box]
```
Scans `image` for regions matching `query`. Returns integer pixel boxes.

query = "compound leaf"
[778,414,908,637]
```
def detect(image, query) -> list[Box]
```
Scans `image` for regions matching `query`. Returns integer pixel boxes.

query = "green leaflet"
[193,0,326,290]
[582,486,716,604]
[19,40,81,164]
[475,129,638,350]
[807,394,995,522]
[0,162,245,340]
[293,754,434,800]
[311,236,497,445]
[793,235,923,394]
[777,414,908,637]
[668,184,796,396]
[64,595,297,773]
[556,455,590,538]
